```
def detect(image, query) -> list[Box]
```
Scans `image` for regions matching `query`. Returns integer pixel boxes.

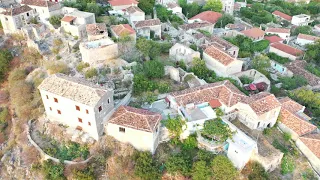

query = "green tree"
[281,155,295,175]
[182,134,198,150]
[201,118,233,142]
[143,60,165,79]
[211,155,238,180]
[133,74,157,94]
[85,68,98,79]
[42,160,65,180]
[292,26,314,36]
[191,57,216,82]
[0,49,13,82]
[215,14,235,28]
[162,116,186,140]
[73,166,95,180]
[279,75,308,90]
[155,5,171,22]
[134,151,161,180]
[166,154,192,176]
[86,3,102,16]
[204,0,223,12]
[305,40,320,64]
[192,161,212,180]
[138,0,155,15]
[49,15,63,27]
[251,55,271,76]
[136,38,153,59]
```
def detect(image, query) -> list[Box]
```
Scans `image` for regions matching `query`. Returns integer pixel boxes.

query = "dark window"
[156,127,158,133]
[78,118,82,123]
[107,98,110,103]
[26,13,29,16]
[57,110,61,114]
[86,109,89,114]
[119,127,125,133]
[88,122,91,126]
[98,106,102,112]
[46,95,49,99]
[49,107,52,111]
[76,105,80,111]
[54,98,58,103]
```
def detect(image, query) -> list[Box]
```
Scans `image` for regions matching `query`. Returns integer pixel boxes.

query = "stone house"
[110,24,136,42]
[133,19,161,39]
[21,0,61,22]
[86,23,108,41]
[0,5,35,34]
[106,106,161,154]
[241,27,265,41]
[108,0,139,11]
[38,73,114,140]
[264,36,284,44]
[79,37,118,65]
[124,6,145,25]
[272,10,292,22]
[169,43,200,64]
[269,43,303,60]
[291,14,312,26]
[179,22,215,34]
[61,10,95,38]
[296,33,320,46]
[222,0,234,15]
[203,45,243,76]
[234,69,271,91]
[265,28,290,40]
[166,2,182,14]
[204,36,239,58]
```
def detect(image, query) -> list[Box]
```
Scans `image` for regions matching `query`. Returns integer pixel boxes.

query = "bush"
[46,62,70,75]
[279,75,308,90]
[0,107,9,124]
[192,160,212,180]
[215,108,224,117]
[0,49,13,82]
[247,161,269,180]
[73,166,95,180]
[166,153,192,176]
[281,155,295,175]
[85,68,98,79]
[201,118,234,142]
[133,74,158,95]
[305,64,320,77]
[42,160,65,180]
[162,116,186,140]
[239,75,253,84]
[302,168,318,180]
[267,52,290,64]
[49,15,63,27]
[182,134,198,150]
[76,62,90,72]
[143,60,165,79]
[253,40,269,52]
[283,132,291,142]
[211,155,238,180]
[134,151,161,180]
[158,81,171,93]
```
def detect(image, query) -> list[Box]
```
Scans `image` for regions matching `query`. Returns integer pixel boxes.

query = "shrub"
[183,74,195,82]
[201,118,233,142]
[73,166,95,180]
[283,132,291,142]
[0,49,13,82]
[247,161,269,180]
[56,55,61,60]
[158,81,171,93]
[53,39,63,47]
[253,40,269,52]
[0,107,9,124]
[279,75,308,90]
[239,76,253,84]
[215,108,224,117]
[133,74,158,95]
[46,62,70,75]
[42,160,65,180]
[162,116,186,140]
[85,68,98,79]
[192,160,211,180]
[182,134,198,150]
[76,62,90,72]
[49,15,63,27]
[305,64,320,77]
[143,60,165,79]
[211,155,238,180]
[267,52,290,64]
[134,151,161,180]
[302,168,317,180]
[166,154,192,176]
[281,155,295,175]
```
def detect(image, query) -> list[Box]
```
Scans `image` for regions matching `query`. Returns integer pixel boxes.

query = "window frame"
[119,127,125,133]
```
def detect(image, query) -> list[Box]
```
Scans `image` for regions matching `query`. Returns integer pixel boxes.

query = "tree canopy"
[215,14,235,28]
[138,0,155,15]
[134,151,161,180]
[201,118,234,142]
[305,40,320,64]
[0,49,13,82]
[211,155,238,180]
[204,0,223,12]
[251,55,271,76]
[292,26,314,36]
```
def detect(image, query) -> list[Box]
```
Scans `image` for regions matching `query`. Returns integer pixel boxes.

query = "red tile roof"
[242,92,281,116]
[108,106,161,133]
[111,24,136,36]
[170,80,246,107]
[279,97,316,136]
[189,11,222,24]
[265,27,290,34]
[61,16,76,22]
[241,28,265,39]
[109,0,138,6]
[272,10,292,21]
[271,43,303,56]
[86,23,107,35]
[299,134,320,158]
[264,36,284,43]
[21,0,58,7]
[204,45,236,66]
[180,21,213,31]
[209,99,222,108]
[297,33,320,41]
[134,19,161,28]
[125,6,143,14]
[285,60,320,86]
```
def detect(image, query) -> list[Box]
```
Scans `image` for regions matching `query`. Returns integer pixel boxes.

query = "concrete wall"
[296,139,320,174]
[1,10,34,34]
[39,89,114,140]
[265,32,290,40]
[269,46,298,61]
[128,13,145,25]
[169,43,200,64]
[278,122,300,141]
[296,38,315,46]
[203,52,243,76]
[106,123,160,154]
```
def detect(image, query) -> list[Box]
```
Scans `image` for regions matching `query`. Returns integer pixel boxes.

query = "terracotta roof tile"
[134,19,161,28]
[204,45,236,66]
[125,6,143,14]
[86,23,107,36]
[109,0,138,6]
[61,16,76,22]
[189,11,222,24]
[108,106,161,132]
[285,60,320,86]
[2,5,33,16]
[241,28,265,39]
[265,27,290,34]
[21,0,58,7]
[297,33,320,41]
[271,43,303,56]
[299,134,320,158]
[279,97,304,113]
[207,36,238,51]
[272,10,292,21]
[170,80,246,107]
[241,92,281,116]
[264,36,284,43]
[111,24,135,36]
[167,2,179,8]
[180,21,213,31]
